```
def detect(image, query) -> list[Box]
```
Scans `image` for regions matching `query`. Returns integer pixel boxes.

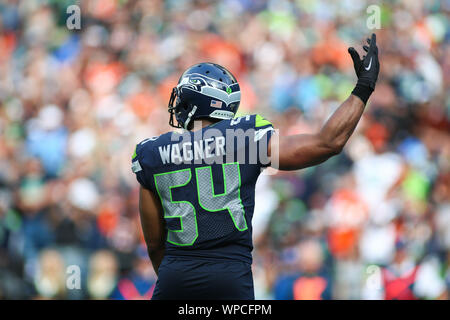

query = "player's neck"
[201,119,216,128]
[189,119,217,131]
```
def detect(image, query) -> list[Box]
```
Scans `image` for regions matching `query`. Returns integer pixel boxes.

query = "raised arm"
[139,186,166,275]
[269,33,380,171]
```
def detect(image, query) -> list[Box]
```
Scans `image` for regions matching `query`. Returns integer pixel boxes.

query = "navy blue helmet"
[168,63,241,129]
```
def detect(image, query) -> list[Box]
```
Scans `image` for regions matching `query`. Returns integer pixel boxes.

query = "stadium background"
[0,0,449,299]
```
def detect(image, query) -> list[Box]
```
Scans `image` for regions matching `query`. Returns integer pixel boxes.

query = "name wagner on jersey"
[159,135,226,164]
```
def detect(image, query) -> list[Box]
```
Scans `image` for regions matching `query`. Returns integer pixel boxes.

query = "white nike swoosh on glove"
[365,57,372,71]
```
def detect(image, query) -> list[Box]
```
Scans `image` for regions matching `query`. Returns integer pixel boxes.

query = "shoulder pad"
[132,136,160,159]
[254,114,273,128]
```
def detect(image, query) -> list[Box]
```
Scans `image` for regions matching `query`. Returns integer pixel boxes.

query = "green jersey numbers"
[154,169,198,246]
[153,162,247,246]
[195,163,247,231]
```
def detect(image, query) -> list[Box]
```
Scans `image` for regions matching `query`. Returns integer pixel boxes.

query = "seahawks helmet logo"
[178,74,240,106]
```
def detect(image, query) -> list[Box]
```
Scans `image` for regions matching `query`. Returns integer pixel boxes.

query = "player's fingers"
[363,45,369,52]
[348,47,361,64]
[371,33,377,46]
[366,34,377,55]
[368,34,377,53]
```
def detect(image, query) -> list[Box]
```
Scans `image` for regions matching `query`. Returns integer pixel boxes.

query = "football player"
[132,34,380,299]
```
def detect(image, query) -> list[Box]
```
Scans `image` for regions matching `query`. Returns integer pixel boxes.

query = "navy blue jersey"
[132,114,274,264]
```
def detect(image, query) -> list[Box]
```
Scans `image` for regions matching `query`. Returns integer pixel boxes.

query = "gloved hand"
[348,33,380,103]
[348,33,380,89]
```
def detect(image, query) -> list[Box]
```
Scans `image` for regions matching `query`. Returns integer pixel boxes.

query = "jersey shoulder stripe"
[254,114,273,128]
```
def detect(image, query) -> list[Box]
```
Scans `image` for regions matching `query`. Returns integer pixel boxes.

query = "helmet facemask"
[168,87,182,128]
[168,87,198,130]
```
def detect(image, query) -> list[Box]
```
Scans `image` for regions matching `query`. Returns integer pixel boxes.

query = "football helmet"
[168,63,241,129]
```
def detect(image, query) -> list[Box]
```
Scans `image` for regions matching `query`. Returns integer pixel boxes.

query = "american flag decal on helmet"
[210,100,223,108]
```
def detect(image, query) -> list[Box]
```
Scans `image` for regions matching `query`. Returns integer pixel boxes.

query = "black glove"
[348,33,380,103]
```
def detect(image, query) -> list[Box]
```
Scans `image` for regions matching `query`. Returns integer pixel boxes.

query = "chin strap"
[183,105,198,130]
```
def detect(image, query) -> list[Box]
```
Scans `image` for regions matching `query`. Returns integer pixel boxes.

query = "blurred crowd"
[0,0,449,299]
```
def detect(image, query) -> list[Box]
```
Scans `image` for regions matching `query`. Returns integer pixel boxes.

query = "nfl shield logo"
[210,100,223,108]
